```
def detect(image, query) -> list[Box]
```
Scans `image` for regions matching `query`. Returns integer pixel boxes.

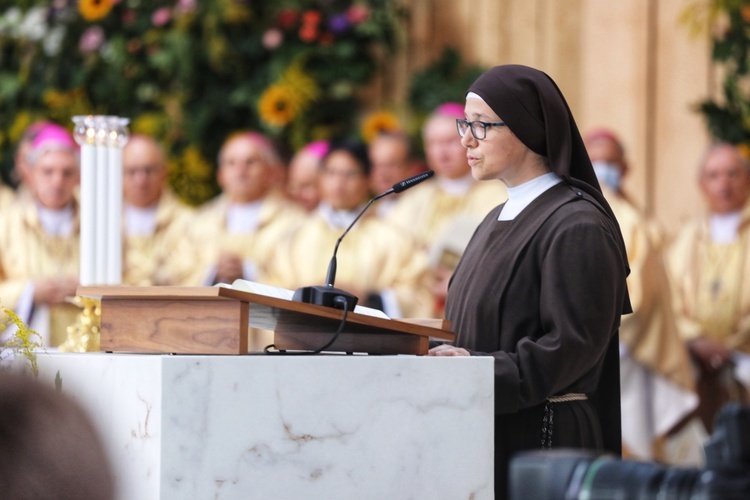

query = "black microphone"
[292,170,434,311]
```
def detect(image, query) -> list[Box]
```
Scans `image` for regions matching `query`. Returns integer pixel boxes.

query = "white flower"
[44,25,66,56]
[0,7,23,36]
[19,6,48,42]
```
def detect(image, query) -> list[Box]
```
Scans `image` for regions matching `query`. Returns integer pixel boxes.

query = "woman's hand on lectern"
[428,344,470,356]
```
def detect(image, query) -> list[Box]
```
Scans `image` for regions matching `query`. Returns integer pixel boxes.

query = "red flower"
[346,5,370,24]
[302,10,322,26]
[299,23,318,43]
[277,9,298,30]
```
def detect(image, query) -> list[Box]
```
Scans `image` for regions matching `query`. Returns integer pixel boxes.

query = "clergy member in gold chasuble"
[585,129,701,465]
[367,131,422,218]
[262,139,433,319]
[386,102,507,251]
[188,132,302,286]
[667,143,750,433]
[10,121,54,209]
[0,124,80,347]
[428,65,631,500]
[286,140,328,214]
[121,134,196,286]
[0,121,54,211]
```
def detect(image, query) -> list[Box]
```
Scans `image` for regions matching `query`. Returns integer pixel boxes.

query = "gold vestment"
[188,193,302,284]
[386,178,507,250]
[123,190,197,286]
[262,212,433,318]
[667,204,750,352]
[0,202,79,346]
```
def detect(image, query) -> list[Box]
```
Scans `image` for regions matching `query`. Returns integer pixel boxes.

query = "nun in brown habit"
[428,65,632,499]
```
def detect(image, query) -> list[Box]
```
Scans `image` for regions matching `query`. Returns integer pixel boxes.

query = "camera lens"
[580,460,700,499]
[510,451,703,500]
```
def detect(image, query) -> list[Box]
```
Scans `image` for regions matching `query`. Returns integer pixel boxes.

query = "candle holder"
[58,296,101,353]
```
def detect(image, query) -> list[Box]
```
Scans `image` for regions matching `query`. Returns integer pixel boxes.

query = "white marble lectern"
[35,353,494,499]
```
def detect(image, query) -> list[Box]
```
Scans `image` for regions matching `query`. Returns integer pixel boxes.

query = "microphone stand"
[292,190,392,311]
[292,169,434,312]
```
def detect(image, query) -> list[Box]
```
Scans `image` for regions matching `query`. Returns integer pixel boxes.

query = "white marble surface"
[34,353,494,499]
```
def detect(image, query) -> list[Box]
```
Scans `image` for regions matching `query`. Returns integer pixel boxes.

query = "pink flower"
[79,26,105,53]
[151,7,172,27]
[346,5,370,24]
[262,29,283,50]
[176,0,197,14]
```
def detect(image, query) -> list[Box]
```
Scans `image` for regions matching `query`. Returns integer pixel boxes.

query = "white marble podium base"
[35,353,494,499]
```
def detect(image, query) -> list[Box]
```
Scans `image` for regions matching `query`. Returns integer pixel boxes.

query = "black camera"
[509,403,750,499]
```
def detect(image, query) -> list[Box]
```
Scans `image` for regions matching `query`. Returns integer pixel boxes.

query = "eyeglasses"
[456,119,506,140]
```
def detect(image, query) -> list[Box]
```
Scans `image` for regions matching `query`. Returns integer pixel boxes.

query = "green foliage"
[409,48,487,119]
[0,1,404,205]
[695,1,750,146]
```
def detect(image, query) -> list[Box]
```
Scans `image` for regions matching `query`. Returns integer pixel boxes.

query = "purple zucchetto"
[28,123,78,167]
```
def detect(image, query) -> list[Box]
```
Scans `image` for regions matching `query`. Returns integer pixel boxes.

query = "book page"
[230,279,295,300]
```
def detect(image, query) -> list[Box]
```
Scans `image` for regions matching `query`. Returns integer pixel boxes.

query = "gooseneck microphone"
[292,170,435,311]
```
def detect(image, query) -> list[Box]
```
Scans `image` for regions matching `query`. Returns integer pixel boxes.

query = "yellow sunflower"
[737,143,750,162]
[361,111,401,143]
[78,0,115,22]
[258,84,302,128]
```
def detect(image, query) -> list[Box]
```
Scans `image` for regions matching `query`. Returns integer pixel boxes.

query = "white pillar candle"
[79,141,96,286]
[74,115,129,287]
[95,128,109,285]
[106,137,122,285]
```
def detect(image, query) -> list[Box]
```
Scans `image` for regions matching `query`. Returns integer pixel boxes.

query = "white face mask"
[592,161,622,192]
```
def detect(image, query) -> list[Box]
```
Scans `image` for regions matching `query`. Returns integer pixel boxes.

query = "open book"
[216,279,390,320]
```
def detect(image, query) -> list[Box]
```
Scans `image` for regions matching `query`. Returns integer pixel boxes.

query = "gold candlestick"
[59,296,101,352]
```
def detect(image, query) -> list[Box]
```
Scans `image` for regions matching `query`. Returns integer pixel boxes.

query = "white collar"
[317,201,365,230]
[36,202,75,236]
[437,174,475,195]
[375,197,397,218]
[124,203,159,236]
[498,172,562,221]
[709,210,743,244]
[226,199,264,234]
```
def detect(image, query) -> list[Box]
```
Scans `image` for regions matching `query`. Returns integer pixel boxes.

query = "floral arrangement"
[360,109,401,142]
[1,305,43,377]
[0,0,404,205]
[683,0,750,152]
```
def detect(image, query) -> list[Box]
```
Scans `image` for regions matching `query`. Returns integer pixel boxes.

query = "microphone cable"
[263,295,350,355]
